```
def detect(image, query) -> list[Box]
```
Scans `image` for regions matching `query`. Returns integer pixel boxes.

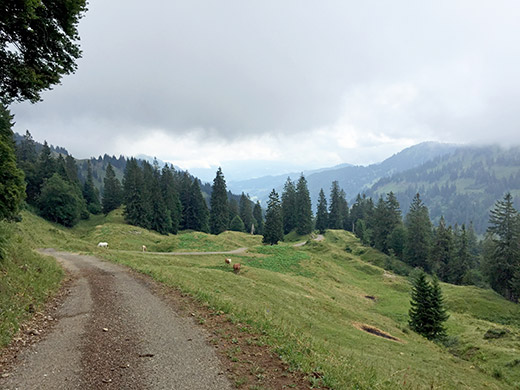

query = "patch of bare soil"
[0,272,74,377]
[353,322,403,343]
[131,270,325,390]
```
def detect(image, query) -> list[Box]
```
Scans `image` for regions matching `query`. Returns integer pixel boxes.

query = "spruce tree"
[123,158,147,227]
[160,165,181,234]
[15,130,38,205]
[188,179,209,232]
[315,188,328,234]
[209,167,229,234]
[409,271,448,340]
[0,105,25,220]
[148,165,171,235]
[34,141,56,199]
[230,215,245,232]
[239,193,254,233]
[404,193,432,270]
[82,160,102,214]
[295,175,313,235]
[263,189,284,245]
[102,163,122,214]
[253,201,264,235]
[449,224,471,285]
[429,216,453,281]
[328,181,344,229]
[228,198,239,223]
[281,178,297,234]
[485,193,520,301]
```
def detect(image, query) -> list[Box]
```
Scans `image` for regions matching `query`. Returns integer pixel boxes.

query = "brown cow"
[233,263,241,273]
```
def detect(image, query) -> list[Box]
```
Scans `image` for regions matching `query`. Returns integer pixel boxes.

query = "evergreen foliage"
[0,105,25,220]
[160,165,181,234]
[14,130,38,204]
[209,167,229,234]
[253,201,264,235]
[409,271,448,340]
[102,163,122,215]
[328,181,345,229]
[123,158,147,228]
[429,216,453,281]
[404,194,432,270]
[281,178,298,234]
[229,215,245,232]
[484,193,520,301]
[186,179,209,232]
[239,193,254,233]
[82,160,101,214]
[295,175,313,235]
[315,188,328,234]
[263,189,284,245]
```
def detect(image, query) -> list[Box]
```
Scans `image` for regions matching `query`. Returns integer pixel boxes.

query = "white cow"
[142,245,147,252]
[97,242,108,248]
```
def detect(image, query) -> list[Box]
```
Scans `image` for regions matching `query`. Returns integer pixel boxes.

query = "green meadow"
[2,209,520,389]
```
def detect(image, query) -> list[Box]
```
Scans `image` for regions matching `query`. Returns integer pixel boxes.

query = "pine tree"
[15,130,38,205]
[34,141,56,199]
[123,158,147,227]
[148,165,171,235]
[485,193,520,301]
[281,178,297,234]
[409,271,448,340]
[239,193,254,233]
[229,215,245,232]
[429,216,453,281]
[328,181,344,229]
[263,189,284,245]
[449,224,471,285]
[315,188,328,234]
[295,175,313,235]
[209,167,229,234]
[82,160,102,214]
[160,165,181,234]
[187,179,209,232]
[228,198,239,223]
[253,201,264,235]
[0,105,25,220]
[404,194,432,270]
[102,163,122,214]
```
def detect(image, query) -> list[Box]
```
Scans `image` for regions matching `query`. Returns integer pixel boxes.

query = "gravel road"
[1,249,232,390]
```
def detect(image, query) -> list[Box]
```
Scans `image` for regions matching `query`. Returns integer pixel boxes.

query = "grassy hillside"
[4,211,520,389]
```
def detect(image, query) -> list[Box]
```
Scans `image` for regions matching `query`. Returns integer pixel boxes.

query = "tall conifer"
[209,167,229,234]
[102,163,122,214]
[404,193,432,270]
[315,188,328,234]
[295,175,313,235]
[281,178,297,234]
[263,189,284,245]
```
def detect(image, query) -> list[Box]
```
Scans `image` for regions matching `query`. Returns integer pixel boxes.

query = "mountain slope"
[228,142,459,205]
[366,145,520,233]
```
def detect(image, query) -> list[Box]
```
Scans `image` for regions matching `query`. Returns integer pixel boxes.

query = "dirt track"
[0,250,232,390]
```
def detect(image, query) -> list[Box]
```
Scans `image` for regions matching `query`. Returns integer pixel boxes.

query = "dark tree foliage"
[15,130,38,202]
[34,141,56,201]
[82,160,101,214]
[160,165,181,234]
[38,173,83,227]
[404,194,432,270]
[209,167,229,235]
[0,105,25,220]
[102,163,122,215]
[409,271,448,340]
[229,215,245,232]
[315,188,328,234]
[123,158,147,228]
[295,175,313,235]
[64,154,80,185]
[0,0,88,104]
[263,189,283,245]
[449,224,471,285]
[328,181,344,229]
[228,198,239,223]
[281,178,297,234]
[185,179,209,232]
[484,193,520,301]
[147,165,171,235]
[429,216,453,281]
[253,201,264,235]
[239,193,253,233]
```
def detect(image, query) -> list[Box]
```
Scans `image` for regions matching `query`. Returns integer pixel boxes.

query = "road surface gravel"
[0,249,232,390]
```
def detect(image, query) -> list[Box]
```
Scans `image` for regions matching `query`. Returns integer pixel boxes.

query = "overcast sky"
[10,0,520,180]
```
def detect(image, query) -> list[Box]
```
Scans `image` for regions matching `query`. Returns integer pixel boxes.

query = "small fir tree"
[253,201,264,235]
[229,215,245,232]
[263,189,284,245]
[315,188,328,234]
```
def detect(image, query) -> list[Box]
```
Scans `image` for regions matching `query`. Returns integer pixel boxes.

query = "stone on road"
[0,249,232,390]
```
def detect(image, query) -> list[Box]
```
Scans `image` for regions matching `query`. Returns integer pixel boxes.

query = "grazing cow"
[233,263,241,273]
[142,245,147,252]
[225,258,232,264]
[97,242,108,248]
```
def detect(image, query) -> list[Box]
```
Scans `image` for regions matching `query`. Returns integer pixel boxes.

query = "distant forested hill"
[229,142,459,206]
[366,145,520,234]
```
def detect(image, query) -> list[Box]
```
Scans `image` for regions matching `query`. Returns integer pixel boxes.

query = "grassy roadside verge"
[0,219,63,347]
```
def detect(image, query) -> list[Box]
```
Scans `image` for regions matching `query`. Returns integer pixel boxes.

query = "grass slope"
[5,210,520,389]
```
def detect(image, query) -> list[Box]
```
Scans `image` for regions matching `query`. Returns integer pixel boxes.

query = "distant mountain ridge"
[365,145,520,234]
[228,142,460,205]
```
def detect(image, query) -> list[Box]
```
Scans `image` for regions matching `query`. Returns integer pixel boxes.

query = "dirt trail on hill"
[0,250,232,390]
[117,247,248,256]
[293,234,325,247]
